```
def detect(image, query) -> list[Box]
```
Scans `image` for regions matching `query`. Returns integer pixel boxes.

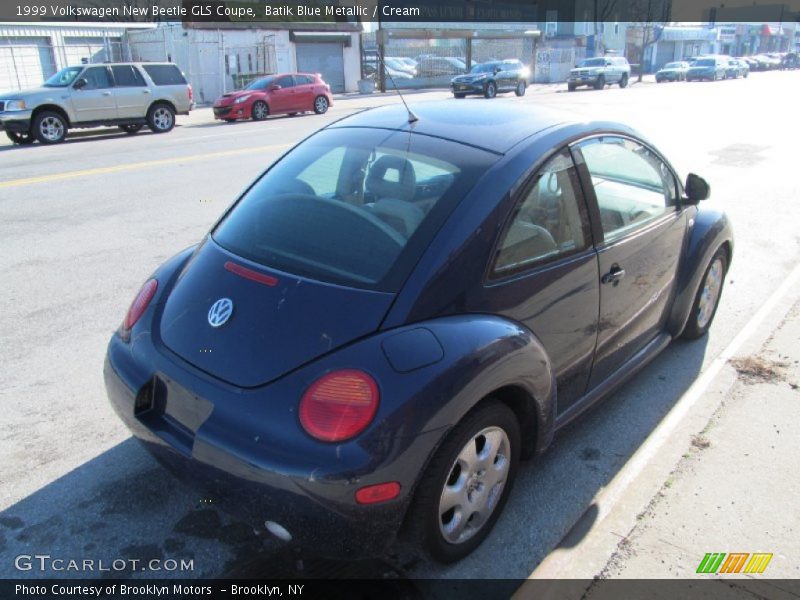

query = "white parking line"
[523,260,800,583]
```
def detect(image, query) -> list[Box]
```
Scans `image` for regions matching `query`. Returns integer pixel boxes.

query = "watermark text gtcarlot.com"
[14,554,194,573]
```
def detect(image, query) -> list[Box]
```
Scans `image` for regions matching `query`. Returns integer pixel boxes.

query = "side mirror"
[685,173,710,203]
[73,78,87,90]
[268,84,281,91]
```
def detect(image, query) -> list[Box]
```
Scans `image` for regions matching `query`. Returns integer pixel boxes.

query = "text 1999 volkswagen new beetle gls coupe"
[105,102,733,563]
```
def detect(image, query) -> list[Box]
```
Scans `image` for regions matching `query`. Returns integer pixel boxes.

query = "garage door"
[654,42,676,70]
[63,37,120,67]
[295,42,345,93]
[0,37,56,93]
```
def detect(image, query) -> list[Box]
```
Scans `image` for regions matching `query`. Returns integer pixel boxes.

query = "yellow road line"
[0,143,290,189]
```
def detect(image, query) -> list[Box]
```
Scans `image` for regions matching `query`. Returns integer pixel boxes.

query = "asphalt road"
[1,71,799,581]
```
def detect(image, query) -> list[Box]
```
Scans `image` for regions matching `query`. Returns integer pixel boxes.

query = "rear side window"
[296,75,314,85]
[141,64,186,85]
[212,128,497,291]
[493,150,590,276]
[112,65,146,87]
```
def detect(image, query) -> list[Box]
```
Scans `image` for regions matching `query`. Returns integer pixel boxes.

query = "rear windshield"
[141,64,187,85]
[212,127,497,291]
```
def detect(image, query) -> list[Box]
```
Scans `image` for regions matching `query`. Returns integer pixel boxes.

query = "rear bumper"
[0,110,33,133]
[103,331,430,558]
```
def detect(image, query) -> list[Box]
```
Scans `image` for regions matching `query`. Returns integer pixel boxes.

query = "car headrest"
[365,155,416,202]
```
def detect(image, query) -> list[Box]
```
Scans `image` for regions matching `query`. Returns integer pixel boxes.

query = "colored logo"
[208,298,234,328]
[696,552,773,574]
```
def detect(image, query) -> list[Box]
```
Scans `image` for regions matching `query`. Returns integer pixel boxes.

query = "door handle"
[102,91,112,96]
[143,89,151,94]
[601,264,626,285]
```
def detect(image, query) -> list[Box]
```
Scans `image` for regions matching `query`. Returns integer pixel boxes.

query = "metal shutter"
[0,37,55,92]
[295,42,344,93]
[63,37,115,66]
[654,42,677,70]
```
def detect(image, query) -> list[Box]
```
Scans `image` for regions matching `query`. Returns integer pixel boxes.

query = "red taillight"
[122,279,158,331]
[299,370,379,442]
[355,482,401,505]
[187,84,193,101]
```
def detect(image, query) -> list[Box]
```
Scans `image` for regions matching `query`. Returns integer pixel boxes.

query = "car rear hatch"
[158,239,394,388]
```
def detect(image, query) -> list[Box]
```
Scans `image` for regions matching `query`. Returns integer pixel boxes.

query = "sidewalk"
[598,300,800,579]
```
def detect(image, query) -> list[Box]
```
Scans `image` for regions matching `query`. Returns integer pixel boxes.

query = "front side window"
[577,136,677,243]
[274,75,294,88]
[213,128,496,290]
[80,67,111,90]
[492,150,590,276]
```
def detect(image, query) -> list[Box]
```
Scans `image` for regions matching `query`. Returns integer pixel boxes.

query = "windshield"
[43,67,83,87]
[664,62,684,69]
[212,127,496,291]
[244,76,275,90]
[695,59,716,67]
[579,58,607,68]
[471,63,499,73]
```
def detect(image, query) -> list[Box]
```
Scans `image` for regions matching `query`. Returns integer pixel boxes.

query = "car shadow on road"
[0,336,708,581]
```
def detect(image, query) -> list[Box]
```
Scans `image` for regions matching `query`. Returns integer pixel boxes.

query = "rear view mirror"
[685,173,710,203]
[73,78,87,90]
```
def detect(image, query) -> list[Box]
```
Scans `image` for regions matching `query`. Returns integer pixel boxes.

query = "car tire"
[656,77,662,83]
[514,81,526,96]
[594,75,605,90]
[313,95,329,114]
[681,248,728,340]
[33,110,67,144]
[403,400,520,564]
[119,124,143,134]
[252,100,269,121]
[484,81,497,99]
[5,130,35,145]
[567,83,576,92]
[453,93,466,99]
[619,73,629,88]
[146,103,175,133]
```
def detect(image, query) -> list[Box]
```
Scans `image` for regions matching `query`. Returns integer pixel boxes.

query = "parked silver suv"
[567,56,631,91]
[0,62,193,145]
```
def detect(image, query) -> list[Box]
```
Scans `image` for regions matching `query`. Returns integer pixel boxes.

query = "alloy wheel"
[39,116,65,142]
[697,257,723,329]
[152,107,173,131]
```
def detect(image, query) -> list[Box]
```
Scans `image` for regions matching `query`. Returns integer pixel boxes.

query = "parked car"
[686,57,727,81]
[725,58,749,79]
[0,62,193,145]
[738,56,760,70]
[450,59,529,98]
[655,61,691,82]
[105,101,732,564]
[212,73,332,122]
[385,57,417,77]
[567,56,630,91]
[780,52,799,70]
[397,57,418,70]
[416,57,467,77]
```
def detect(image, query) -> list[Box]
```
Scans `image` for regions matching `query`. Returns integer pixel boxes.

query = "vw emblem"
[208,298,234,328]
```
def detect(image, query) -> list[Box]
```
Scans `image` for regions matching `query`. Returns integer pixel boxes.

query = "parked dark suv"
[451,60,530,99]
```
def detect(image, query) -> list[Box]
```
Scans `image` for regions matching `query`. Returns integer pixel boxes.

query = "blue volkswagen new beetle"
[105,101,733,563]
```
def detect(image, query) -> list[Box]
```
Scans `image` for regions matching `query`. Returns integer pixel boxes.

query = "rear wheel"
[681,248,727,340]
[515,80,526,96]
[252,100,269,121]
[619,73,629,88]
[147,103,175,133]
[5,130,35,145]
[404,401,520,563]
[484,81,497,99]
[313,95,329,114]
[33,110,67,144]
[119,124,143,134]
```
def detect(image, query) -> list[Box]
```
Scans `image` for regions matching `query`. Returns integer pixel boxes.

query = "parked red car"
[212,73,333,122]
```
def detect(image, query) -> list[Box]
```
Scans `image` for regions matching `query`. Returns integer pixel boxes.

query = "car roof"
[326,101,573,154]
